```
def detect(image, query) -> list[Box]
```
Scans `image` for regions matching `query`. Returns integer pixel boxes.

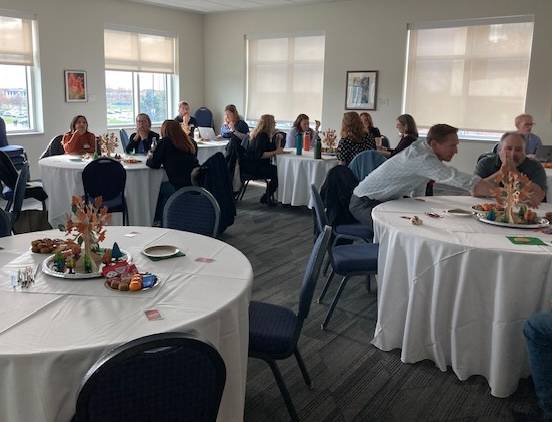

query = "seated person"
[524,313,552,421]
[286,113,320,148]
[62,115,96,154]
[241,114,284,206]
[146,119,199,221]
[174,101,198,137]
[350,124,495,228]
[475,132,546,206]
[359,112,381,143]
[0,116,7,147]
[126,113,159,154]
[390,113,418,157]
[336,112,376,166]
[220,104,249,140]
[515,113,542,155]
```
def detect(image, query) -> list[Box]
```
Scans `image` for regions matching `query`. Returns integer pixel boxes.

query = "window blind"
[0,15,33,66]
[104,28,176,74]
[246,34,325,122]
[404,20,534,133]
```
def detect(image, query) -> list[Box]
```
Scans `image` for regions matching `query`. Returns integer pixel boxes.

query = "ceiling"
[129,0,343,14]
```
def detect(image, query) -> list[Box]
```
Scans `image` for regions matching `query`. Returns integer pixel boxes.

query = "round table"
[276,150,338,208]
[372,196,552,398]
[0,227,253,422]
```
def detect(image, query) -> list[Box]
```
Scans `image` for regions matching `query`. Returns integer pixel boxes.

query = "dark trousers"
[154,181,176,223]
[242,162,278,197]
[348,194,382,230]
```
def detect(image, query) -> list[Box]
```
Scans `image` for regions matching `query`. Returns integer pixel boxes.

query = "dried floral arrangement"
[490,168,537,224]
[99,133,119,157]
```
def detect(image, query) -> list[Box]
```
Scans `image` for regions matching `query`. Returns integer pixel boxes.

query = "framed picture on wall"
[64,70,87,102]
[345,70,378,110]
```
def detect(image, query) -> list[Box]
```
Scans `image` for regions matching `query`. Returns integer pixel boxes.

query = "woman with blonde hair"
[242,114,284,206]
[147,119,199,221]
[220,104,249,140]
[336,111,376,165]
[126,113,159,154]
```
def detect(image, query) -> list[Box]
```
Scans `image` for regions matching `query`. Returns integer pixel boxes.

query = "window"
[403,18,534,138]
[0,14,39,133]
[104,28,176,127]
[246,34,325,126]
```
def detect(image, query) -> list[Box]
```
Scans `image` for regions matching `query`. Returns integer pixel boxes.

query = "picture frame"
[64,70,87,102]
[345,70,378,110]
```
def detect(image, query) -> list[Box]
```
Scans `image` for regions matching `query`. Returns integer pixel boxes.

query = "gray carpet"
[220,184,540,422]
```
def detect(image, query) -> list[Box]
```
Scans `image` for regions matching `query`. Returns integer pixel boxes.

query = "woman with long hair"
[147,119,199,221]
[336,112,376,165]
[62,115,96,154]
[242,114,284,206]
[286,113,320,148]
[391,114,418,156]
[220,104,249,140]
[126,113,159,154]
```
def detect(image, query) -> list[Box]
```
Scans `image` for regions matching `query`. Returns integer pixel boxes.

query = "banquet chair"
[194,107,214,129]
[72,332,226,422]
[163,186,220,237]
[249,226,332,422]
[0,150,47,211]
[119,129,130,151]
[5,163,28,232]
[39,134,64,159]
[273,131,287,148]
[348,150,386,181]
[0,208,11,237]
[82,158,128,225]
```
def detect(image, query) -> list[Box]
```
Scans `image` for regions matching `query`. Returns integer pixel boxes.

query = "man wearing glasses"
[515,113,542,155]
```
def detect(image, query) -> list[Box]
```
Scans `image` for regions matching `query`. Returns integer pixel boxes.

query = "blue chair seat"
[335,224,373,241]
[249,301,298,357]
[332,243,378,274]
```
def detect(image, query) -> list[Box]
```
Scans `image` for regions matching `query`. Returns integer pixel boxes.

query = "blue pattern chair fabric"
[348,150,387,182]
[72,332,226,422]
[163,187,220,237]
[0,208,10,237]
[194,107,214,128]
[82,158,128,225]
[119,129,130,151]
[249,226,332,422]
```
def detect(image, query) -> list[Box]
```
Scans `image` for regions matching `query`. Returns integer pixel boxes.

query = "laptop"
[198,127,217,141]
[535,145,552,162]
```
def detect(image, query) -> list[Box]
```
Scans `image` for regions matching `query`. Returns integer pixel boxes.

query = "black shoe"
[260,193,268,204]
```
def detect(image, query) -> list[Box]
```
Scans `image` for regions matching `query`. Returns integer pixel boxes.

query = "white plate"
[142,245,180,258]
[447,208,473,217]
[104,274,160,292]
[41,249,130,279]
[477,216,550,229]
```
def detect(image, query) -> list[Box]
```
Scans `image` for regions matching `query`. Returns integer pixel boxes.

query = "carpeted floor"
[220,183,541,422]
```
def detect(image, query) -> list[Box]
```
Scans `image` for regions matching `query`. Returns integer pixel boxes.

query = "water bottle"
[314,136,322,160]
[295,133,303,156]
[303,131,311,152]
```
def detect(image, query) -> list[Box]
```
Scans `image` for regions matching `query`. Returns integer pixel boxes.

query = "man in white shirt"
[349,124,494,227]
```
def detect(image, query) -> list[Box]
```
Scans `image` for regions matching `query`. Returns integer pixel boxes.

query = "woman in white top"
[286,114,320,148]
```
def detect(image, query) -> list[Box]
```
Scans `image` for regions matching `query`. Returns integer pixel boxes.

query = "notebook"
[535,145,552,162]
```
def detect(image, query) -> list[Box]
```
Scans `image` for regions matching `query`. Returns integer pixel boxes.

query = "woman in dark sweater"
[147,119,199,221]
[126,113,159,154]
[391,114,418,156]
[241,114,284,206]
[336,112,376,166]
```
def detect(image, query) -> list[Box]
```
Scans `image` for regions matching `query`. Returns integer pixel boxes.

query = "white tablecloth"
[276,150,338,208]
[372,196,552,397]
[0,226,252,422]
[39,142,228,228]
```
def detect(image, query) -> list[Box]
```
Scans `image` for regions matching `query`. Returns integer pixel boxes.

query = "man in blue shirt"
[515,113,543,155]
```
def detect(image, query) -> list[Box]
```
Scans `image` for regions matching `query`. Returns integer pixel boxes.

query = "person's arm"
[231,120,250,141]
[125,133,137,154]
[286,128,297,147]
[62,132,82,154]
[220,123,232,138]
[146,139,164,169]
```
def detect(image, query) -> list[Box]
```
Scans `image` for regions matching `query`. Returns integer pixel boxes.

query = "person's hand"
[473,179,495,197]
[501,152,518,174]
[228,120,235,130]
[275,144,285,155]
[315,120,321,131]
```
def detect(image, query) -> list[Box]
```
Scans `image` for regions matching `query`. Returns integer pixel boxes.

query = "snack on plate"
[123,158,141,164]
[105,272,156,292]
[31,238,81,256]
[472,203,503,212]
[410,216,423,225]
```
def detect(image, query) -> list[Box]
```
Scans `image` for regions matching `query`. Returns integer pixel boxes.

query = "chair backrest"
[163,187,221,237]
[40,135,64,159]
[119,129,130,150]
[73,332,226,422]
[82,158,127,203]
[9,163,28,224]
[297,226,332,322]
[477,152,496,164]
[194,107,214,128]
[0,208,11,237]
[310,184,329,235]
[348,150,387,181]
[381,135,390,149]
[0,149,18,188]
[273,131,287,148]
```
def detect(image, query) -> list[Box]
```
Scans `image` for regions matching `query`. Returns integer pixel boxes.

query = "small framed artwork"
[345,70,378,110]
[64,70,87,102]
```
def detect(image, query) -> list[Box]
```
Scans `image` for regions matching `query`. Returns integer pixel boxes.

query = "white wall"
[0,0,203,176]
[203,0,552,173]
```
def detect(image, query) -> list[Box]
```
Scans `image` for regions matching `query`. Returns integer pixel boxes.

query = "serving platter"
[476,216,550,229]
[41,250,130,279]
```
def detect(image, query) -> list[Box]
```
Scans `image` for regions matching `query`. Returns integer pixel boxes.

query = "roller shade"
[0,15,33,66]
